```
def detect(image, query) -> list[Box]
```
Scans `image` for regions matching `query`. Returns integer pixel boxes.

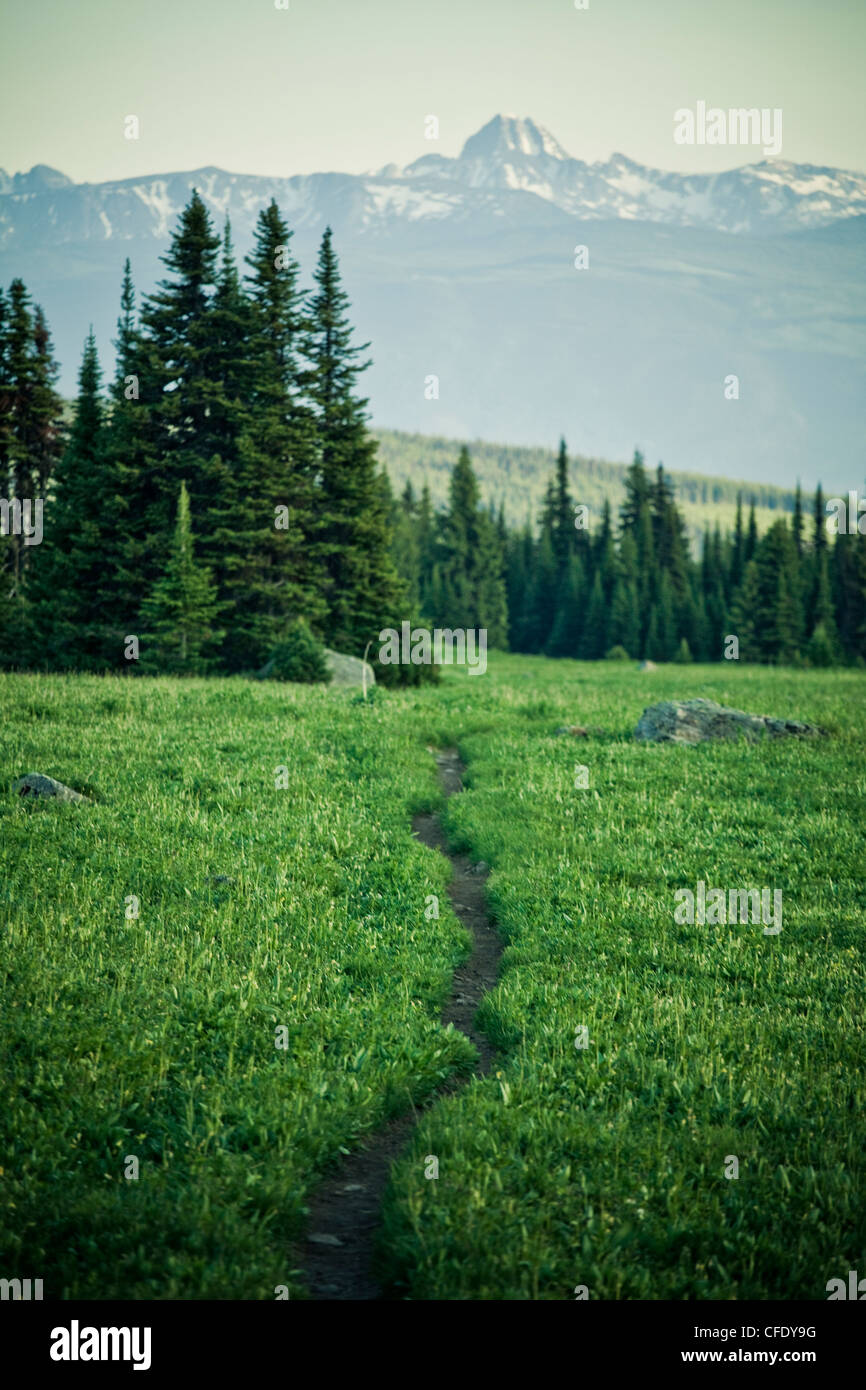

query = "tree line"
[1,191,864,674]
[389,440,866,667]
[0,192,402,673]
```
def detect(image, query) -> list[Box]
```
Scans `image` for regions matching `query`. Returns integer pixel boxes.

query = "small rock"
[637,660,658,671]
[342,1183,364,1192]
[13,773,88,804]
[635,698,826,745]
[554,725,589,737]
[308,1233,343,1247]
[324,649,376,689]
[470,861,489,875]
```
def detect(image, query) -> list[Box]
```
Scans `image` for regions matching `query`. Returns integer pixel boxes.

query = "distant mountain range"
[1,116,864,490]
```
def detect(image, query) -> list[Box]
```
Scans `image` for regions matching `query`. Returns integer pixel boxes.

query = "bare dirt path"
[299,747,501,1300]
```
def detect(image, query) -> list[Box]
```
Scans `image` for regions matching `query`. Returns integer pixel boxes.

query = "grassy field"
[1,655,864,1299]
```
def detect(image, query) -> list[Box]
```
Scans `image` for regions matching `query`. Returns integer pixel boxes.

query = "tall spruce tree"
[547,553,585,657]
[304,226,401,652]
[102,258,159,633]
[227,200,327,667]
[731,520,802,663]
[30,331,123,669]
[137,190,224,557]
[745,500,759,564]
[551,437,575,574]
[579,568,608,659]
[435,445,508,644]
[729,491,745,599]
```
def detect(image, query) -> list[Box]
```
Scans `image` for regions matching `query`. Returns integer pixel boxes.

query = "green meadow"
[1,655,863,1299]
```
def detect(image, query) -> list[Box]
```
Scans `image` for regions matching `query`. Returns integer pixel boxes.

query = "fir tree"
[792,481,804,557]
[30,331,123,669]
[526,524,558,652]
[435,446,508,644]
[745,500,758,564]
[1,280,64,586]
[731,520,802,663]
[546,553,585,657]
[729,491,744,598]
[506,524,535,652]
[832,528,866,661]
[551,437,574,574]
[579,569,607,659]
[141,481,223,674]
[416,481,436,613]
[390,479,421,610]
[102,258,159,628]
[304,226,401,652]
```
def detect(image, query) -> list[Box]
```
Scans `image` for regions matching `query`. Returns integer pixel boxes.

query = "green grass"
[1,656,863,1299]
[0,676,475,1298]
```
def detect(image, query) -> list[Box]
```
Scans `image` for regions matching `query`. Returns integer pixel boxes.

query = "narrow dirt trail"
[299,748,501,1300]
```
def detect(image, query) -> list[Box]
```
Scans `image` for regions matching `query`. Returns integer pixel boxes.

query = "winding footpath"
[300,748,502,1300]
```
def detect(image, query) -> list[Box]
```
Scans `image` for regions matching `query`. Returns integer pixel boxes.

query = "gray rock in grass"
[324,649,376,689]
[634,698,825,745]
[637,659,658,671]
[13,772,89,803]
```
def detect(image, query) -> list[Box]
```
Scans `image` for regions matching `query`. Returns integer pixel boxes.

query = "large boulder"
[635,698,825,745]
[13,772,89,803]
[324,649,376,689]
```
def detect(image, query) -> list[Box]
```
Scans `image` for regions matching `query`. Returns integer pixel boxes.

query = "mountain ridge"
[1,114,863,490]
[3,114,866,243]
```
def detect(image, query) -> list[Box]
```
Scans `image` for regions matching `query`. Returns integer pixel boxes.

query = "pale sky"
[1,0,864,182]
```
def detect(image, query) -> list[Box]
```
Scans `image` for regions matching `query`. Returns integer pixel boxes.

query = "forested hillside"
[374,428,797,550]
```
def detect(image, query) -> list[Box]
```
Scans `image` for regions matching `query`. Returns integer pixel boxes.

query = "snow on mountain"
[402,117,866,234]
[0,117,863,490]
[2,115,865,255]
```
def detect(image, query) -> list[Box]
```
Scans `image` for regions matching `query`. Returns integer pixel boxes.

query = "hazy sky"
[1,0,864,182]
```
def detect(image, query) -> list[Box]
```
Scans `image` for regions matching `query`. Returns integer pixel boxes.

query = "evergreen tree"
[141,481,222,673]
[729,491,744,598]
[620,450,656,631]
[646,571,677,661]
[304,226,401,651]
[390,479,421,610]
[1,280,64,586]
[701,527,727,660]
[807,547,841,663]
[526,524,558,652]
[813,483,827,557]
[130,191,224,594]
[219,208,325,667]
[101,258,158,629]
[792,481,804,557]
[731,520,802,663]
[579,569,607,659]
[29,331,124,669]
[594,497,617,598]
[546,552,585,657]
[506,524,535,652]
[551,437,574,574]
[832,529,866,661]
[651,463,690,604]
[745,499,758,564]
[435,445,508,644]
[416,481,436,613]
